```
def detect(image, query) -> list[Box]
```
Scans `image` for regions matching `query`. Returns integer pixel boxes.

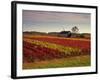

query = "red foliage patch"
[29,37,90,53]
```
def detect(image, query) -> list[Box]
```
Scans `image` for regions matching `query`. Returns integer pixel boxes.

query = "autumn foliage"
[23,35,90,63]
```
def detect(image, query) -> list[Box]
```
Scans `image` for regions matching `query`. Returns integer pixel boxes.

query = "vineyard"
[23,35,91,69]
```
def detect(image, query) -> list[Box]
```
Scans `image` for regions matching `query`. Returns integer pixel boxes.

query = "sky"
[22,10,91,33]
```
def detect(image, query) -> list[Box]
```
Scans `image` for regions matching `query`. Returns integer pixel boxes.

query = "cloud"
[22,10,91,33]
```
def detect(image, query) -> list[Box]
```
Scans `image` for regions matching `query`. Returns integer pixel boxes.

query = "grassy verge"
[23,55,90,69]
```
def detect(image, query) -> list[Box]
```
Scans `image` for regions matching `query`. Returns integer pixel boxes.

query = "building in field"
[58,31,71,37]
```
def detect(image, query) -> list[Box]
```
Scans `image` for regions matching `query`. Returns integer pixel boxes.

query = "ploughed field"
[23,35,91,69]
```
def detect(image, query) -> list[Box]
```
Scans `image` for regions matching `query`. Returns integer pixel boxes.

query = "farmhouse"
[58,31,71,37]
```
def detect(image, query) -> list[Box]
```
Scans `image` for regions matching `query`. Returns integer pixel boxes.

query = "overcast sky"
[22,10,91,33]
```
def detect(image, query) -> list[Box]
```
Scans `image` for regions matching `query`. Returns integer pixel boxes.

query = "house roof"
[59,31,71,34]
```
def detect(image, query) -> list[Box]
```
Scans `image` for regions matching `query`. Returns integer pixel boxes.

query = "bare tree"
[71,26,79,33]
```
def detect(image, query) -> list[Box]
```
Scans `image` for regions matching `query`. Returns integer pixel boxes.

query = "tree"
[71,26,79,33]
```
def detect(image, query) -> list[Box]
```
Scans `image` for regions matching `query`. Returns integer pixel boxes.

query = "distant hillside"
[23,31,47,35]
[23,31,90,39]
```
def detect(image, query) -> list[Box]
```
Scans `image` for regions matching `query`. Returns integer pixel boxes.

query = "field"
[23,34,91,69]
